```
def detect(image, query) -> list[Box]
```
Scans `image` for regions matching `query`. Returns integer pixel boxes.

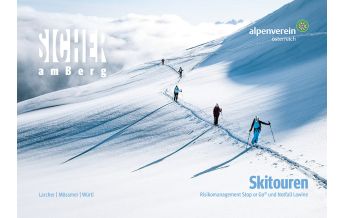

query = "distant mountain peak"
[215,19,244,25]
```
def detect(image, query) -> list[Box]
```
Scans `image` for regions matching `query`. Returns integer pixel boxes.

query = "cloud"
[17,6,247,101]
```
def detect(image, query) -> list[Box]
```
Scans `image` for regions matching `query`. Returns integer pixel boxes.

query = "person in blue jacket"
[249,116,270,145]
[174,85,182,102]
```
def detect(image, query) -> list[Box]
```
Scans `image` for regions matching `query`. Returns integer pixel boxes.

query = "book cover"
[17,0,327,217]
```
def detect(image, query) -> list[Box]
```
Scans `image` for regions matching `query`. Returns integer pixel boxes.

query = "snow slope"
[18,0,326,217]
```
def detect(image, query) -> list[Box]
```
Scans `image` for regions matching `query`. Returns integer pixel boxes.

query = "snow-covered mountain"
[18,0,327,217]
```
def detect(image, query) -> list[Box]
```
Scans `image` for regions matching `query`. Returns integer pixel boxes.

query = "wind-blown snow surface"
[18,0,326,217]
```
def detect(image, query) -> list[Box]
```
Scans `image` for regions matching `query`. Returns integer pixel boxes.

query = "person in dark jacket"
[161,59,165,65]
[213,103,222,125]
[249,116,270,145]
[178,67,183,78]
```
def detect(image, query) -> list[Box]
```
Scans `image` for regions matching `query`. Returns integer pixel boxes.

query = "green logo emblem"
[296,19,309,32]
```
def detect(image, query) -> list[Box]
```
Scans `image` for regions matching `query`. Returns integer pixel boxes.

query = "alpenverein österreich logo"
[296,19,309,32]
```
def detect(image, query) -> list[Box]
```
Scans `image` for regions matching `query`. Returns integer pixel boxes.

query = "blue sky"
[18,0,292,23]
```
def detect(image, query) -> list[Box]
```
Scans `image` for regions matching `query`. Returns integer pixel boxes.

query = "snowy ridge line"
[164,52,213,63]
[18,103,68,115]
[190,54,212,71]
[162,90,327,188]
[128,63,161,79]
[185,38,223,51]
[62,102,173,164]
[164,49,213,72]
[132,127,213,172]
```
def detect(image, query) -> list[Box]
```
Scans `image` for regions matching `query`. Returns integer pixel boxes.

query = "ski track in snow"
[162,64,327,189]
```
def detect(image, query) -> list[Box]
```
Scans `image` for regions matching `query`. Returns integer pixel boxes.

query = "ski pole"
[247,131,251,147]
[269,124,276,143]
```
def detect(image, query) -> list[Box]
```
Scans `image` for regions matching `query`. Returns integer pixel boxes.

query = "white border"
[328,0,344,217]
[0,0,17,217]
